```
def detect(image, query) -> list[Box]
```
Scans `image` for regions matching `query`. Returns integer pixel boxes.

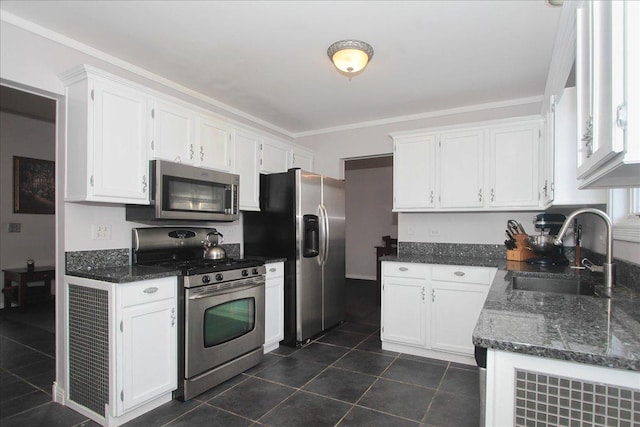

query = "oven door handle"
[187,281,264,300]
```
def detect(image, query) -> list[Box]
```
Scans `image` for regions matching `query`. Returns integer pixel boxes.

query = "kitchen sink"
[510,276,597,296]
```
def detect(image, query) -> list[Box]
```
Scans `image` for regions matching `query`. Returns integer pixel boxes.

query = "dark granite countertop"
[474,267,640,371]
[382,255,640,371]
[380,254,506,268]
[66,265,180,283]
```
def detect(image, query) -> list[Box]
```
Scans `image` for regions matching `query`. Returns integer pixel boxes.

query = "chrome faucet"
[553,208,615,298]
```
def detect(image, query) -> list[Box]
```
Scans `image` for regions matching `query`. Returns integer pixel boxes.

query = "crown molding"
[293,95,544,138]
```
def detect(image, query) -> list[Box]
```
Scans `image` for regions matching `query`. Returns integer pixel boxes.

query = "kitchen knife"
[507,220,520,235]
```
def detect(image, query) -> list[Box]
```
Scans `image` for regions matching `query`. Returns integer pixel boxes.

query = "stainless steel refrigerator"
[244,168,345,346]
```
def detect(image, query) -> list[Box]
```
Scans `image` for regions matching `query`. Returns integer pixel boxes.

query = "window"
[612,188,640,243]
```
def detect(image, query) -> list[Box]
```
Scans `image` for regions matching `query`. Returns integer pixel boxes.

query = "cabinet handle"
[421,286,426,301]
[431,288,435,302]
[543,180,548,197]
[269,267,277,272]
[190,144,194,159]
[454,271,465,277]
[120,320,123,332]
[143,287,158,294]
[490,188,495,202]
[200,145,204,161]
[478,188,483,202]
[430,190,434,204]
[120,390,124,402]
[582,116,593,158]
[399,267,409,272]
[151,140,155,150]
[142,175,147,193]
[90,175,94,187]
[616,104,627,129]
[90,89,95,101]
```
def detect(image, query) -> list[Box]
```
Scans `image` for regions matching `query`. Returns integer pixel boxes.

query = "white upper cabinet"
[544,87,607,206]
[392,117,543,212]
[234,128,261,211]
[576,0,640,188]
[260,137,290,173]
[62,67,150,204]
[197,115,234,172]
[291,147,314,171]
[150,100,196,165]
[393,134,437,210]
[439,130,484,208]
[487,122,540,208]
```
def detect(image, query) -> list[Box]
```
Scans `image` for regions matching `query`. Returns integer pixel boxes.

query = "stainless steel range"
[132,227,265,401]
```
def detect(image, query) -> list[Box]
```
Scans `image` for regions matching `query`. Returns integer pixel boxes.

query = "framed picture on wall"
[13,156,55,214]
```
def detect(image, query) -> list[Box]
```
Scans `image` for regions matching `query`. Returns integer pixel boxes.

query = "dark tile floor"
[0,280,481,426]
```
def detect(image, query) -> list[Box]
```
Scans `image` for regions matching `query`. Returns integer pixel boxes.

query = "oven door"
[184,278,264,379]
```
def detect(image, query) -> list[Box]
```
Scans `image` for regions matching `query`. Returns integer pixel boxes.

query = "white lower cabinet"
[381,262,496,365]
[264,262,284,353]
[65,275,177,427]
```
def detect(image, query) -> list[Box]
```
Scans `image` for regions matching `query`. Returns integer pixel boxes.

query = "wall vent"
[514,368,639,426]
[68,284,109,416]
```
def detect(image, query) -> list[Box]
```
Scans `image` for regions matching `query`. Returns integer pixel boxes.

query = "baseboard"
[346,274,376,281]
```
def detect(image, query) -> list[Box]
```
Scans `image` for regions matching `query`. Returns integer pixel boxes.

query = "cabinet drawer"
[120,277,176,307]
[265,262,284,278]
[431,265,495,285]
[382,262,429,279]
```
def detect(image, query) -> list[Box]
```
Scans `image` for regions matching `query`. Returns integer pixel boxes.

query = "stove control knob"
[215,273,224,282]
[201,275,211,284]
[242,269,249,277]
[252,268,259,275]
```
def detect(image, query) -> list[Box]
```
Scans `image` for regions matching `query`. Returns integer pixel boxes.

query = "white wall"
[345,158,395,280]
[0,111,55,268]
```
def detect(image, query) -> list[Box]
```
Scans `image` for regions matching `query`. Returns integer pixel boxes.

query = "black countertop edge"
[66,265,180,283]
[247,256,287,264]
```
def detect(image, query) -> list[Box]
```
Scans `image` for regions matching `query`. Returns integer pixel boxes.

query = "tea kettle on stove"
[203,230,226,260]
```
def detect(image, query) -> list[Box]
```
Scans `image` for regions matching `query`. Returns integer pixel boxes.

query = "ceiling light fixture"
[327,40,374,77]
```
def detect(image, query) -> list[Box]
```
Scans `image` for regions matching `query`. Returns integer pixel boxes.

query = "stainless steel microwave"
[126,160,239,222]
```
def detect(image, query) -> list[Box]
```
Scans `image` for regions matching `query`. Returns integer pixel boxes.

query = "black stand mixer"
[527,213,570,266]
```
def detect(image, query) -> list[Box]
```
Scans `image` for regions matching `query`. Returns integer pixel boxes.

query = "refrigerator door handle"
[319,204,330,266]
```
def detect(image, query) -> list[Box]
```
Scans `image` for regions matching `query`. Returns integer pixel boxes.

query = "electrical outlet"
[430,229,441,237]
[92,224,112,240]
[7,223,21,233]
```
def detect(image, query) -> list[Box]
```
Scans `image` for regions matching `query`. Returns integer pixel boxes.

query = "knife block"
[506,234,537,261]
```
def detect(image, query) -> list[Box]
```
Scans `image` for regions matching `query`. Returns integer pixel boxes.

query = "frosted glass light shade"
[327,40,374,75]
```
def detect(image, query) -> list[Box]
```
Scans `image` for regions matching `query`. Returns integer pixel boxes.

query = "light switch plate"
[8,223,21,233]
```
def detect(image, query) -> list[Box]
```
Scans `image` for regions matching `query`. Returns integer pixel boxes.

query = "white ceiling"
[0,1,562,136]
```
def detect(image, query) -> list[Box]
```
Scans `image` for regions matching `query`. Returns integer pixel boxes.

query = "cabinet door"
[430,281,487,355]
[488,123,540,207]
[291,147,314,171]
[393,135,436,210]
[439,130,484,208]
[261,138,290,173]
[197,116,233,172]
[234,128,261,211]
[381,277,427,347]
[151,100,196,164]
[265,277,284,351]
[120,298,176,412]
[91,79,150,203]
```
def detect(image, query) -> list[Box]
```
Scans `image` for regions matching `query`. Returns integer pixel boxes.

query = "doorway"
[0,85,57,329]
